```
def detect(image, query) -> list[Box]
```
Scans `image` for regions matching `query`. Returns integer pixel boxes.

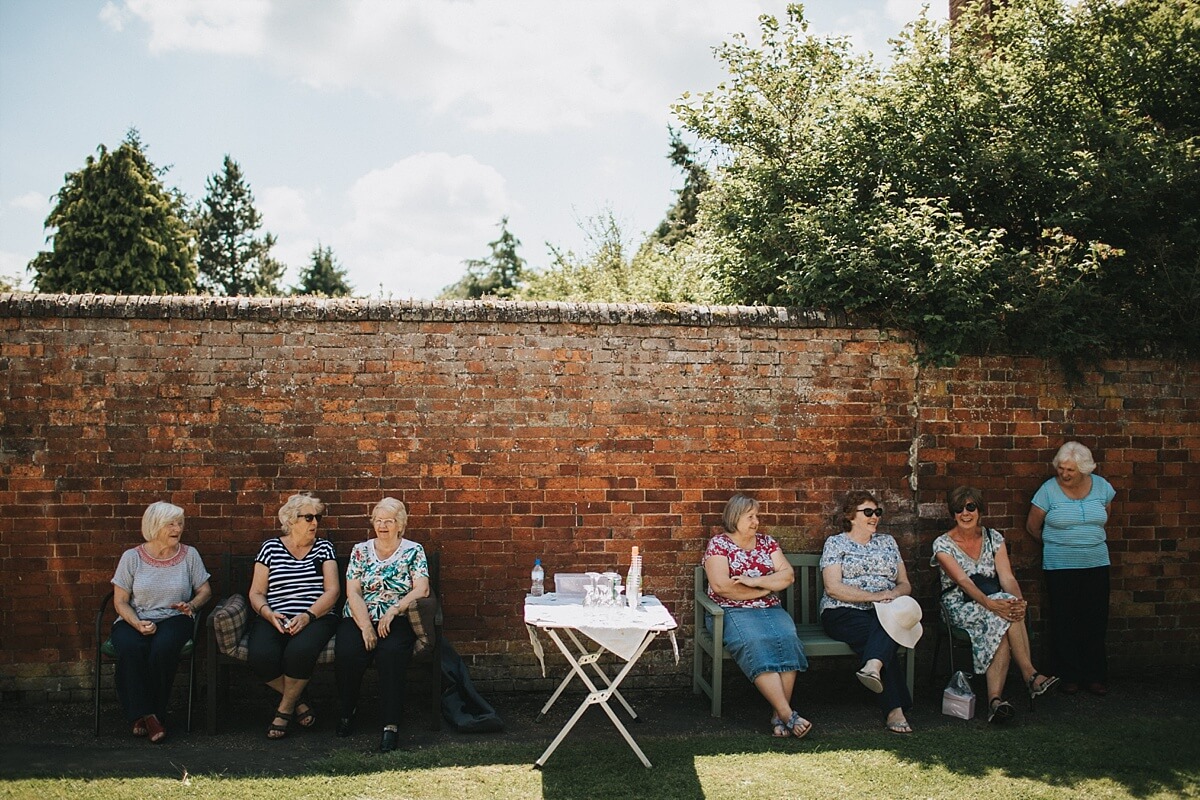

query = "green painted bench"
[692,553,915,717]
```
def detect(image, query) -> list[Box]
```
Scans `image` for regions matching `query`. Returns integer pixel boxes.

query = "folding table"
[524,593,678,768]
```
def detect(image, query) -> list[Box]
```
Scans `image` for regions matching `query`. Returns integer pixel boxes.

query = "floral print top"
[343,538,428,622]
[819,532,902,612]
[703,532,783,609]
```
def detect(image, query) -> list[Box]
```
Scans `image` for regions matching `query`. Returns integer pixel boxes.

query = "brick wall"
[1,294,1197,702]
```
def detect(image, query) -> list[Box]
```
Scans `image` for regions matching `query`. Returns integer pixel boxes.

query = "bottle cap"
[534,558,541,565]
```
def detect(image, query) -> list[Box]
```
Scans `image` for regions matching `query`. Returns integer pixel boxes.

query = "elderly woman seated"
[702,494,812,738]
[933,486,1058,723]
[247,493,340,739]
[335,498,431,752]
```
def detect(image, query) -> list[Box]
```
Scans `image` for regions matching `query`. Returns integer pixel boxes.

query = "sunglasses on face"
[298,513,322,523]
[857,507,884,518]
[953,503,979,514]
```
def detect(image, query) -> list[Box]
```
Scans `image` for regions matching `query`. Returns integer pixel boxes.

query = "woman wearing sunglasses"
[820,491,917,734]
[247,493,340,739]
[932,487,1057,723]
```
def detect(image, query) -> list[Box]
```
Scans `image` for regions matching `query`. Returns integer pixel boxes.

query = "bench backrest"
[694,552,825,626]
[218,548,441,607]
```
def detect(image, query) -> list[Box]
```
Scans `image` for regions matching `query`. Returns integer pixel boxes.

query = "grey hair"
[141,501,185,542]
[722,494,759,534]
[278,493,324,532]
[1053,441,1097,474]
[371,497,408,531]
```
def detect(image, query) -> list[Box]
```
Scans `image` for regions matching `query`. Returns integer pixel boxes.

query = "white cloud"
[0,251,31,289]
[9,192,49,212]
[102,0,787,132]
[104,0,271,56]
[339,152,511,298]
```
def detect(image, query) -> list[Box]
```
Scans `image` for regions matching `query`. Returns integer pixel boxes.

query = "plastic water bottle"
[530,558,545,597]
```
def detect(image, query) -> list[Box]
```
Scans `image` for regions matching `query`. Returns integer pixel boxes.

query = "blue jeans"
[821,606,912,713]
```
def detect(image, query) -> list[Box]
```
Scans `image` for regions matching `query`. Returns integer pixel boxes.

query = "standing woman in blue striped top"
[1026,442,1117,696]
[248,493,340,739]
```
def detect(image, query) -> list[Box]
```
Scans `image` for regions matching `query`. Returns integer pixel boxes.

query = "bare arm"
[377,574,431,637]
[173,579,213,617]
[282,560,341,635]
[113,584,155,635]
[344,578,378,651]
[704,556,773,602]
[821,563,906,604]
[1025,505,1046,542]
[248,562,287,633]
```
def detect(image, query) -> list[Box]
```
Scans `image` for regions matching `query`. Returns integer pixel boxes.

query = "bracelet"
[304,610,317,623]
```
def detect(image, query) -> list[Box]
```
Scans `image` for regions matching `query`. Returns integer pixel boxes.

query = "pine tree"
[195,156,284,296]
[29,130,196,294]
[293,243,353,297]
[439,217,527,299]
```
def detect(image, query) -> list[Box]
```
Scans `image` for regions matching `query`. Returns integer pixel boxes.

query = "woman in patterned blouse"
[820,491,915,734]
[247,493,340,740]
[703,494,811,738]
[335,497,430,752]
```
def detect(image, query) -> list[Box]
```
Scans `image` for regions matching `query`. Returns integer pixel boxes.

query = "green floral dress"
[931,529,1017,673]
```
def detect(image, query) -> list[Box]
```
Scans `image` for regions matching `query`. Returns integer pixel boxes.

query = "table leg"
[533,628,658,769]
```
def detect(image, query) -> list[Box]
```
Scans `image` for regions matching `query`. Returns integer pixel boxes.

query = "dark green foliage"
[650,128,712,248]
[440,217,527,299]
[195,155,284,296]
[28,130,196,294]
[675,0,1200,364]
[293,243,353,297]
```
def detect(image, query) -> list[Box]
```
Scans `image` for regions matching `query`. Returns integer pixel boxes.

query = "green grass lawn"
[7,713,1198,800]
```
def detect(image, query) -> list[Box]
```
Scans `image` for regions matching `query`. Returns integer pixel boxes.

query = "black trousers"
[335,615,417,728]
[110,615,193,723]
[246,614,338,682]
[1045,566,1110,684]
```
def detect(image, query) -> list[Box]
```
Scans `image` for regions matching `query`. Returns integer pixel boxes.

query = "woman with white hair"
[335,497,430,752]
[247,493,340,739]
[1026,441,1116,696]
[109,501,212,743]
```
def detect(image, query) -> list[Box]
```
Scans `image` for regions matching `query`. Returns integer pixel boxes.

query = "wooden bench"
[205,550,442,733]
[692,553,915,717]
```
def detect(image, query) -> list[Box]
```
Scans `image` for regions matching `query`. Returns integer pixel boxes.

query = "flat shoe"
[294,700,317,728]
[770,715,789,737]
[145,714,166,743]
[885,718,912,734]
[788,710,813,739]
[336,715,355,738]
[131,717,148,737]
[856,668,884,694]
[379,728,399,752]
[1027,672,1059,699]
[1061,681,1080,695]
[1086,681,1108,697]
[988,698,1016,724]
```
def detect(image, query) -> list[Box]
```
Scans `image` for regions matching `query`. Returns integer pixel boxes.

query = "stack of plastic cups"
[627,546,642,608]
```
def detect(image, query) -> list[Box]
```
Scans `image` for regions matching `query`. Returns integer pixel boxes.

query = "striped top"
[254,537,337,616]
[111,544,210,622]
[1032,474,1115,570]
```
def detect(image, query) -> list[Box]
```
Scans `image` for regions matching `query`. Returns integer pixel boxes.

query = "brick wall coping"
[0,292,857,328]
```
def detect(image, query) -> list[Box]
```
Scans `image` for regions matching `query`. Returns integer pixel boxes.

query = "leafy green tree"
[293,243,353,297]
[650,128,712,248]
[519,210,718,304]
[439,217,527,299]
[29,130,196,294]
[674,0,1200,363]
[195,155,284,296]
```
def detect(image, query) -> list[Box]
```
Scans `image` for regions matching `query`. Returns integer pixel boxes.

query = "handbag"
[940,529,1001,602]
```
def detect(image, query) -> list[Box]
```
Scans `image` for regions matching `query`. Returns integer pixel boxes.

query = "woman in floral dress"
[932,486,1058,723]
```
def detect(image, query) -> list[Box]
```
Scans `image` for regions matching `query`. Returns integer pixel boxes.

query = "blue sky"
[0,1,944,298]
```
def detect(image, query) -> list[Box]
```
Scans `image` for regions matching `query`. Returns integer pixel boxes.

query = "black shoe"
[336,715,355,738]
[379,728,399,753]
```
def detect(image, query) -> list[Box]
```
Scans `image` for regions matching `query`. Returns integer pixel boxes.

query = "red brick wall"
[1,295,1197,701]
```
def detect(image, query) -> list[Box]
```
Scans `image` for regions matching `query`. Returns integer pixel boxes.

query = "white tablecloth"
[525,594,678,670]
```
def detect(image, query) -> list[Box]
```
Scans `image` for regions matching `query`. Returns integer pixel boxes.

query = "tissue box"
[942,690,976,720]
[554,573,589,595]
